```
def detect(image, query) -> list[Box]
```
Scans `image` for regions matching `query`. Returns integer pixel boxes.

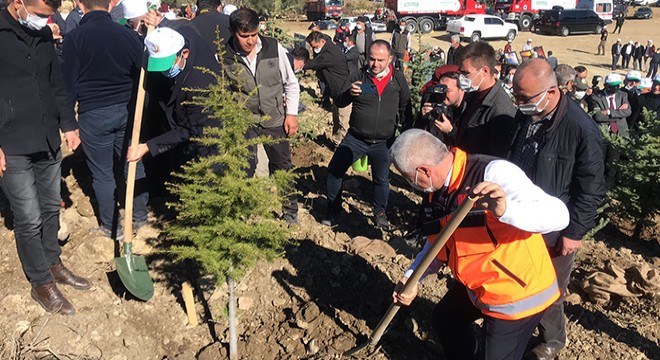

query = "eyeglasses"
[513,86,556,104]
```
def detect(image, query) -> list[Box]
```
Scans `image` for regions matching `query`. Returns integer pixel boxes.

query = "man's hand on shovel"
[470,181,507,218]
[392,277,418,306]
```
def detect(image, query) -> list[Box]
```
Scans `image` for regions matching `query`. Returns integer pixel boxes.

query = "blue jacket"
[61,11,143,113]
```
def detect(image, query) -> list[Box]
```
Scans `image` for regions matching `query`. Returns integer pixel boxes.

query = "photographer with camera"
[417,65,465,144]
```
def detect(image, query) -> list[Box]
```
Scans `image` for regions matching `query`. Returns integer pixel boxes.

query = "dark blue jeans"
[326,132,391,214]
[78,103,148,232]
[0,150,62,287]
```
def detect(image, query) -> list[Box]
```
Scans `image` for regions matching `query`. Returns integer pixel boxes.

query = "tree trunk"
[227,275,238,360]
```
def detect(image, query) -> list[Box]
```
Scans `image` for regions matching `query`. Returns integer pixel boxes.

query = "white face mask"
[459,68,484,92]
[356,24,363,30]
[399,25,406,31]
[313,47,321,54]
[519,88,550,116]
[19,3,49,31]
[574,90,586,100]
[408,170,436,193]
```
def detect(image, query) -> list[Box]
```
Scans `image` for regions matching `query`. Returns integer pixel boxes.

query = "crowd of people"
[1,0,659,358]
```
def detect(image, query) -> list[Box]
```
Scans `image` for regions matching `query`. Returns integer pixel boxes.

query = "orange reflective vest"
[427,148,560,320]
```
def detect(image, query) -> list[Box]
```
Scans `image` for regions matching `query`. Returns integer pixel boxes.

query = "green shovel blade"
[115,244,154,301]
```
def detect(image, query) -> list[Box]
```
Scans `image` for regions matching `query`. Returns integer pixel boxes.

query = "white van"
[577,0,615,22]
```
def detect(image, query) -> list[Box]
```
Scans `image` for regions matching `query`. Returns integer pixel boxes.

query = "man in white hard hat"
[623,70,643,130]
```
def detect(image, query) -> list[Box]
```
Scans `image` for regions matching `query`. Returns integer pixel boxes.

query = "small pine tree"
[165,46,296,359]
[407,33,443,112]
[604,109,660,239]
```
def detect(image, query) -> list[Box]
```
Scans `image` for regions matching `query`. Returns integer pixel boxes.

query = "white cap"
[122,0,148,20]
[223,4,237,15]
[617,38,621,42]
[527,38,532,42]
[626,70,642,81]
[654,74,660,83]
[639,77,652,89]
[629,40,634,45]
[144,27,185,72]
[605,73,623,85]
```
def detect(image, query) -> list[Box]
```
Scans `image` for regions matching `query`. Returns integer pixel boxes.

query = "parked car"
[363,14,388,32]
[538,9,605,36]
[446,14,518,43]
[316,20,338,30]
[632,6,654,18]
[338,16,387,33]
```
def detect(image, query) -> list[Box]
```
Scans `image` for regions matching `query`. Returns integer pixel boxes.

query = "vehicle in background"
[633,0,657,5]
[306,0,343,21]
[632,6,654,17]
[447,14,518,42]
[495,0,613,31]
[316,20,338,30]
[383,0,486,34]
[338,16,388,32]
[538,8,605,35]
[364,14,389,32]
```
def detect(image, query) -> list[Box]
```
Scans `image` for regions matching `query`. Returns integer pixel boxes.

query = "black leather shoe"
[31,282,75,315]
[525,344,562,360]
[49,263,92,290]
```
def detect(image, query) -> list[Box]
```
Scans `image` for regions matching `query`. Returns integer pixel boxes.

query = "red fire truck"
[306,0,343,21]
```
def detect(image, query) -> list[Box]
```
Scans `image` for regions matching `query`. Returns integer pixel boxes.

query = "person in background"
[64,0,81,33]
[418,64,465,143]
[555,64,577,95]
[638,75,660,114]
[0,0,91,316]
[546,50,558,70]
[344,34,360,74]
[613,12,624,34]
[623,70,642,130]
[611,38,622,70]
[185,0,231,54]
[597,25,608,55]
[647,47,660,78]
[522,38,533,51]
[643,39,655,71]
[389,18,410,70]
[503,39,512,53]
[333,20,349,48]
[351,15,376,69]
[509,59,605,360]
[446,34,462,65]
[622,40,633,69]
[632,41,645,71]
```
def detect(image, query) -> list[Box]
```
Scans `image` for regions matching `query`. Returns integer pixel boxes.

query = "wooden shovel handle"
[124,25,155,246]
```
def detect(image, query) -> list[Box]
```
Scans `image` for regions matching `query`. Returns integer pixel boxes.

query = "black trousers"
[246,125,298,215]
[432,281,544,360]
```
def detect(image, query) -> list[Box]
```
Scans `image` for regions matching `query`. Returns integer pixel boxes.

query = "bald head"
[512,59,561,120]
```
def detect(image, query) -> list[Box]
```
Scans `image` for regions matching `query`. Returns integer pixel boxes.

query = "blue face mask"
[163,59,184,78]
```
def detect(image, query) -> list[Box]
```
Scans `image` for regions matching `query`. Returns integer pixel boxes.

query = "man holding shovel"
[390,129,569,360]
[0,0,90,315]
[62,0,148,241]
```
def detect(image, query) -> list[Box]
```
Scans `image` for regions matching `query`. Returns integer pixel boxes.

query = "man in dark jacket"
[344,34,360,74]
[454,41,518,157]
[351,16,376,69]
[623,70,642,130]
[64,0,82,33]
[186,0,230,53]
[324,40,413,229]
[389,18,410,70]
[127,26,222,170]
[446,34,462,65]
[613,12,624,34]
[509,59,605,360]
[296,31,350,144]
[62,0,148,240]
[611,38,622,70]
[632,41,645,71]
[0,0,91,315]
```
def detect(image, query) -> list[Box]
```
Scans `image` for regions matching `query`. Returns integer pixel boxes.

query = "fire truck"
[306,0,343,21]
[495,0,614,31]
[384,0,487,33]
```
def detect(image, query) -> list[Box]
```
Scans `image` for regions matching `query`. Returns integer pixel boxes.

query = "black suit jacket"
[303,41,349,99]
[145,27,222,157]
[345,45,360,75]
[187,10,231,54]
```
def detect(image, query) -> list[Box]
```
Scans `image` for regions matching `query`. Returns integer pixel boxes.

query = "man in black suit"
[295,31,351,144]
[186,0,230,52]
[611,38,622,70]
[344,34,360,74]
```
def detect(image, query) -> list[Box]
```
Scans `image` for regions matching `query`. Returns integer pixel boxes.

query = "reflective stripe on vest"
[467,279,560,320]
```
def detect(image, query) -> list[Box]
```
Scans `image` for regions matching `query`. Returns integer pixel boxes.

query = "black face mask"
[605,85,619,94]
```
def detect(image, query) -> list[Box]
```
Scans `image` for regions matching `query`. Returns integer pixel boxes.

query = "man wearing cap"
[295,30,350,145]
[62,0,148,240]
[632,41,645,71]
[638,75,660,115]
[623,70,643,130]
[221,8,301,224]
[127,27,222,168]
[453,41,518,158]
[1,0,91,315]
[611,38,622,70]
[351,16,376,68]
[597,25,608,55]
[572,71,591,110]
[509,59,605,360]
[446,34,462,66]
[522,38,533,51]
[591,73,631,187]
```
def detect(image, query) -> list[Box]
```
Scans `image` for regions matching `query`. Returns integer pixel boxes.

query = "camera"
[426,84,452,121]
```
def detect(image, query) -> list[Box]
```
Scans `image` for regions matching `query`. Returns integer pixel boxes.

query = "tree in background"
[165,47,296,359]
[604,109,659,240]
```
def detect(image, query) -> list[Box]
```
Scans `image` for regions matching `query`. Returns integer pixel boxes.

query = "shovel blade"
[115,254,154,301]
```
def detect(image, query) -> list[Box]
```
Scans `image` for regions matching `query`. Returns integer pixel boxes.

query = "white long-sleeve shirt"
[404,159,570,280]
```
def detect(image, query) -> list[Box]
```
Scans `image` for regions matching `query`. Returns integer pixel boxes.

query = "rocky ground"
[1,12,660,360]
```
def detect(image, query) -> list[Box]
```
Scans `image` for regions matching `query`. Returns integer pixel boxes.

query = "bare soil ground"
[1,12,659,360]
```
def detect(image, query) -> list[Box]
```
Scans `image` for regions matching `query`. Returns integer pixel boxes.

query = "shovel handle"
[124,25,155,246]
[365,195,478,346]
